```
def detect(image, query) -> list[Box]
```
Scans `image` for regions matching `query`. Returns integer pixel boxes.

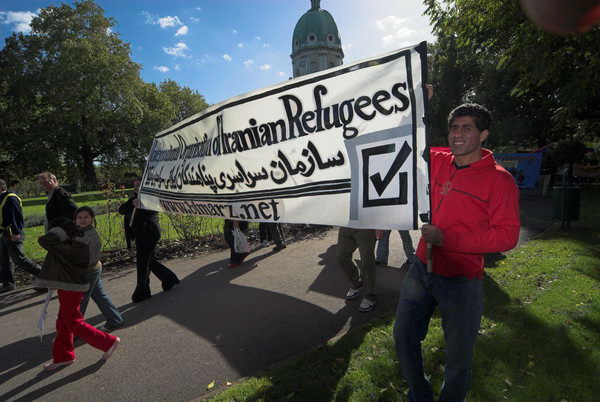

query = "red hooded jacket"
[416,148,520,279]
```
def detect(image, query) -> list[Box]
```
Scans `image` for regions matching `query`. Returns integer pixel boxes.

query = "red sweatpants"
[53,289,118,363]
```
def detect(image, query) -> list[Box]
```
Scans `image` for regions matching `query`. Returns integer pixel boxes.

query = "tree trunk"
[80,146,98,189]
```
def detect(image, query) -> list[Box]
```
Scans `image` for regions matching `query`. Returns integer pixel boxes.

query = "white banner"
[140,42,430,230]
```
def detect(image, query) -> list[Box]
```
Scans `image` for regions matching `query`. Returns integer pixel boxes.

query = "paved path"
[0,189,554,401]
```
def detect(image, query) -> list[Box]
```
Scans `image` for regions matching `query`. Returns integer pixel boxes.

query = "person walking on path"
[268,223,286,252]
[0,179,42,293]
[223,219,250,268]
[37,172,78,230]
[375,230,415,266]
[336,227,377,312]
[393,103,520,401]
[118,179,179,303]
[76,207,123,331]
[258,222,272,247]
[538,153,557,197]
[33,216,120,371]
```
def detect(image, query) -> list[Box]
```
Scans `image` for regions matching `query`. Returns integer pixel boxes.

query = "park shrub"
[24,214,46,228]
[95,179,131,250]
[165,213,224,244]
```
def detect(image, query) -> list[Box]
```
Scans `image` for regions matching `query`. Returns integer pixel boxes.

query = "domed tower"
[291,0,344,78]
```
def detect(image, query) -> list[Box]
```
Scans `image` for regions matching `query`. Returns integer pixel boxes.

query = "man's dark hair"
[447,103,492,131]
[0,179,6,192]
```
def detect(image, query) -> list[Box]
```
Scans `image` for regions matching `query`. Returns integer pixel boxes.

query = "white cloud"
[376,16,408,31]
[174,64,181,71]
[190,17,200,23]
[142,12,183,29]
[175,25,188,36]
[237,43,244,48]
[260,64,271,71]
[263,43,271,48]
[163,42,189,58]
[196,7,202,12]
[375,15,416,46]
[396,40,412,48]
[278,71,286,76]
[0,10,37,33]
[243,59,254,68]
[158,16,182,28]
[223,54,232,62]
[255,36,262,41]
[199,53,212,64]
[381,27,416,45]
[142,11,153,24]
[232,29,237,34]
[154,66,170,72]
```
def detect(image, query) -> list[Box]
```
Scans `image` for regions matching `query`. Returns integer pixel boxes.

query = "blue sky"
[0,0,435,105]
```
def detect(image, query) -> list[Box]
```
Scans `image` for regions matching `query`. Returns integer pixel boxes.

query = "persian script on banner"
[140,42,430,230]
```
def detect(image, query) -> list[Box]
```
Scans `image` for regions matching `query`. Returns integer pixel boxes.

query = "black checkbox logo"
[361,141,412,207]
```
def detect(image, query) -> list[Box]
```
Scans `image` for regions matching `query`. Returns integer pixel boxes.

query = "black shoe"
[0,283,15,293]
[162,277,180,292]
[33,287,48,293]
[273,244,287,252]
[99,323,123,332]
[131,288,152,303]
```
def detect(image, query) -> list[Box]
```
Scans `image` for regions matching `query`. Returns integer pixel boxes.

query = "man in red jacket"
[394,103,520,401]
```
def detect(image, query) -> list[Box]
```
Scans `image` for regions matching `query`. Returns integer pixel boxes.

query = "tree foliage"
[424,0,600,149]
[0,0,208,188]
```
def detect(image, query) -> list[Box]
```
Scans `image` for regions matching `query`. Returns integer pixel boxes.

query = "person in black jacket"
[118,179,179,302]
[37,172,78,230]
[0,179,42,293]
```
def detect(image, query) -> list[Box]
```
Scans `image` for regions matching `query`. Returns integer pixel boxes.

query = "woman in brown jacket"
[34,217,120,371]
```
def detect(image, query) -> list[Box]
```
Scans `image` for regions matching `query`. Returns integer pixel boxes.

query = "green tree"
[424,0,600,148]
[0,1,210,188]
[159,79,209,126]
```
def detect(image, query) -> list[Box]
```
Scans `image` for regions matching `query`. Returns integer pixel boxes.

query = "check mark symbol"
[369,141,412,196]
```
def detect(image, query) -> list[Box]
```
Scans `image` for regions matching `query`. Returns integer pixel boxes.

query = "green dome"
[292,3,342,54]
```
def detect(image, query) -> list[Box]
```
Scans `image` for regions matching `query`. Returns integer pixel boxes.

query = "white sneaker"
[359,298,376,312]
[346,285,363,300]
[102,337,120,360]
[261,240,270,247]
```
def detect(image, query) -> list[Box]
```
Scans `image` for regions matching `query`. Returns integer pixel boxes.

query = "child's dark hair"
[48,216,82,239]
[76,206,96,227]
[447,103,492,131]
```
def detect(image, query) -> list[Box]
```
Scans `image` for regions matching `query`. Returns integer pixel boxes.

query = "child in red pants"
[34,216,120,371]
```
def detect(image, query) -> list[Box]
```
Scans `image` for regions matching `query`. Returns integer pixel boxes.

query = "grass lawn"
[208,186,600,401]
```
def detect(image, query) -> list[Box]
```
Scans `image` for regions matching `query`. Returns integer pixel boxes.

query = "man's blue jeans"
[80,266,124,329]
[394,259,483,402]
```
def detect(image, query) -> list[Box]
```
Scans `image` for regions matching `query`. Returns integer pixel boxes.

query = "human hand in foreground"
[421,224,444,247]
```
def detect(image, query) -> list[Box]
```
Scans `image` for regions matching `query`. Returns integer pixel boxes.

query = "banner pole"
[129,205,137,228]
[418,41,433,273]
